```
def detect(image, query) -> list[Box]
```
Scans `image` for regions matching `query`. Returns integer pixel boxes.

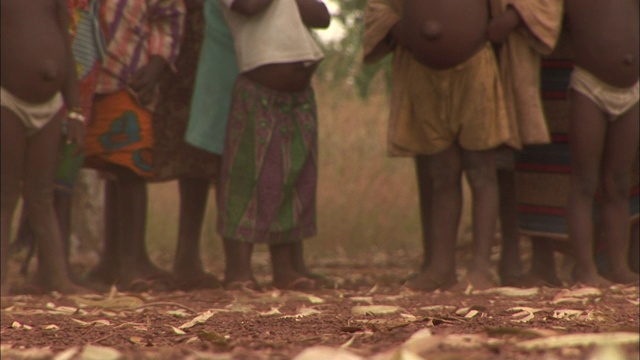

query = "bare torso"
[566,0,639,87]
[1,0,68,102]
[243,61,318,93]
[402,0,489,69]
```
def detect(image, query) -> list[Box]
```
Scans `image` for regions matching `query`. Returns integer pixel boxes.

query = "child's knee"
[465,166,497,190]
[571,172,599,197]
[429,166,460,189]
[601,171,631,201]
[0,183,21,212]
[22,186,54,214]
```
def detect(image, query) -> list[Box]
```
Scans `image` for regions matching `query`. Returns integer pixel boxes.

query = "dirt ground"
[1,252,639,360]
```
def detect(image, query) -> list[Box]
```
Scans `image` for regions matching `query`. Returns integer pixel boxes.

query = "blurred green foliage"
[316,0,393,99]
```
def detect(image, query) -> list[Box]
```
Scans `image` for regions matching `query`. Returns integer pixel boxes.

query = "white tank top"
[221,0,324,72]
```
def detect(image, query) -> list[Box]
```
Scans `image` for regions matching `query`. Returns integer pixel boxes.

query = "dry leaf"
[71,295,144,310]
[352,305,401,316]
[292,346,364,360]
[168,325,187,335]
[464,310,480,318]
[258,307,282,317]
[348,297,374,304]
[44,324,60,330]
[552,309,583,320]
[128,336,145,345]
[419,305,456,313]
[71,319,111,327]
[179,310,216,329]
[474,287,540,297]
[78,345,122,360]
[516,332,639,350]
[52,347,79,360]
[283,307,321,318]
[197,330,228,346]
[167,310,190,318]
[1,346,53,360]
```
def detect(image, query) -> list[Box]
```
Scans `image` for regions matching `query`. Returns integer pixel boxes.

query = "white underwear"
[0,87,63,136]
[569,66,639,121]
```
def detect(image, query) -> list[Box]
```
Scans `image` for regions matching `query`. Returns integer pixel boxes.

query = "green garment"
[186,0,238,154]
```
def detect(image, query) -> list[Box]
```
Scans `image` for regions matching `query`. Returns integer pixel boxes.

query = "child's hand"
[487,7,522,44]
[129,56,167,106]
[66,112,86,155]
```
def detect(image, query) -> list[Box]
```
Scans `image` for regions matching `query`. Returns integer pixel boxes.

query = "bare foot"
[405,269,457,292]
[273,271,317,291]
[86,262,118,285]
[45,279,91,295]
[172,269,222,291]
[527,267,563,287]
[464,270,497,290]
[118,267,173,292]
[606,270,640,285]
[573,270,612,287]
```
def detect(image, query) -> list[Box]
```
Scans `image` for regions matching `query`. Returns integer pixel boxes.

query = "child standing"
[566,0,639,286]
[83,0,185,290]
[1,0,87,295]
[217,0,330,290]
[365,0,512,291]
[12,0,106,286]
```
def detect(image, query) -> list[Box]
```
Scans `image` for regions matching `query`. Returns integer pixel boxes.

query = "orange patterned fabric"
[84,90,154,178]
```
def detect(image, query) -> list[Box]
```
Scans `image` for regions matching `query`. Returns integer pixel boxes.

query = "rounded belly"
[402,0,488,69]
[243,62,318,93]
[1,26,68,102]
[568,1,639,87]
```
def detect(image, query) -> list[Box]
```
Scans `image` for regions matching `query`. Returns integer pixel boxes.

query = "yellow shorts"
[394,44,510,155]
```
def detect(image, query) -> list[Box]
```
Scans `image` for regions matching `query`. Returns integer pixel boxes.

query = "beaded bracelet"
[67,109,86,124]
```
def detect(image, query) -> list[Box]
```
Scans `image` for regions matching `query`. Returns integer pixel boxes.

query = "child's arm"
[56,0,85,151]
[296,0,330,29]
[129,0,185,106]
[487,5,523,44]
[362,0,403,64]
[226,0,274,16]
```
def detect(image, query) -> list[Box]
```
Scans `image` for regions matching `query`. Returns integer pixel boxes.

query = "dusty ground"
[1,252,639,360]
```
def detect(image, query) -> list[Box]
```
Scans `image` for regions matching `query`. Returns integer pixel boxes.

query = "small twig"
[131,301,198,314]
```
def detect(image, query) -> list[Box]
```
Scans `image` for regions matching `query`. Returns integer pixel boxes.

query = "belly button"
[623,54,635,65]
[41,60,58,81]
[421,20,442,40]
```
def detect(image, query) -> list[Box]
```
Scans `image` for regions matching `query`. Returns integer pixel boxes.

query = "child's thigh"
[1,107,27,198]
[462,148,497,186]
[22,113,63,199]
[603,103,640,174]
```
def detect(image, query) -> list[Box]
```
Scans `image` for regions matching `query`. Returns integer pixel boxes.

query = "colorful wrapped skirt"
[217,77,318,244]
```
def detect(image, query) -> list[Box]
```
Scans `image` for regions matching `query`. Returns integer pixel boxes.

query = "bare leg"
[463,148,500,290]
[415,155,433,271]
[567,90,611,286]
[1,108,27,295]
[497,167,524,286]
[271,242,315,290]
[12,209,37,275]
[86,178,120,285]
[172,177,220,290]
[110,165,169,289]
[406,146,461,291]
[222,238,256,289]
[528,237,562,286]
[630,222,639,274]
[599,104,639,284]
[23,114,85,294]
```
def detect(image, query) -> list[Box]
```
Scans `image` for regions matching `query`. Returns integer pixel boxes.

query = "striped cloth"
[515,59,640,239]
[96,0,185,96]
